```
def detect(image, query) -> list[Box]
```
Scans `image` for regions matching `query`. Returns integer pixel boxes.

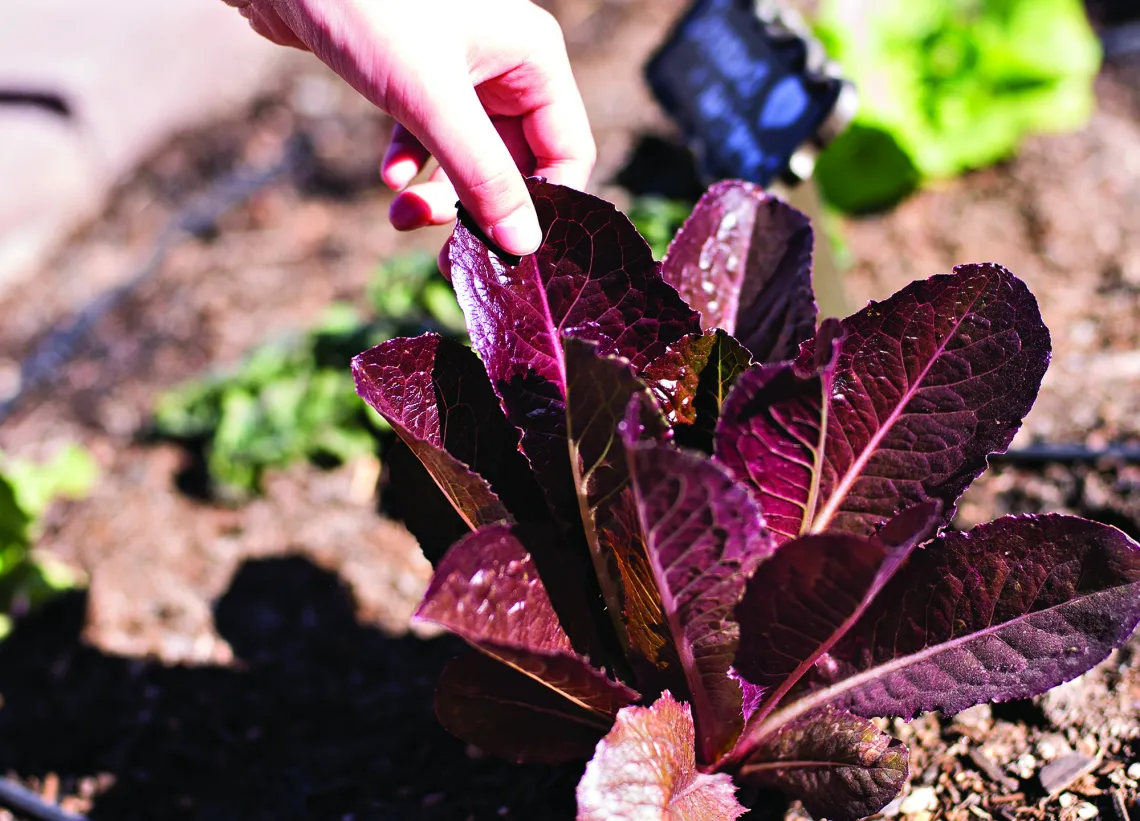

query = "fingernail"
[384,158,419,190]
[490,210,542,256]
[389,193,431,231]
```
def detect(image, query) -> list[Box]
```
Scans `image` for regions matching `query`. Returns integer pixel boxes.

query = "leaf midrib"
[424,618,623,721]
[810,279,990,532]
[631,451,729,764]
[460,684,613,730]
[740,580,1138,753]
[747,536,905,729]
[739,757,898,775]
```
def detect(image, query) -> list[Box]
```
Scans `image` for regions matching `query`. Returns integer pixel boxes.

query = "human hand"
[228,0,595,256]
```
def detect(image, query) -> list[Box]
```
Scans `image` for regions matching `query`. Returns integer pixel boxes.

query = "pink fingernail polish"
[490,211,542,256]
[389,193,431,231]
[384,158,419,189]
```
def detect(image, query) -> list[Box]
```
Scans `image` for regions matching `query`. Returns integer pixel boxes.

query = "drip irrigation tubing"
[0,135,307,427]
[990,442,1140,465]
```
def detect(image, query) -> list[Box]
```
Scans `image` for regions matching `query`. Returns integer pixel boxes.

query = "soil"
[0,2,1138,820]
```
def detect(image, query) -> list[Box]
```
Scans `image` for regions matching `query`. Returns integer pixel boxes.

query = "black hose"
[993,442,1140,465]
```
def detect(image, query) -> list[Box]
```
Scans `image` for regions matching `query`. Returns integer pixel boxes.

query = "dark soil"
[0,3,1138,819]
[0,563,580,821]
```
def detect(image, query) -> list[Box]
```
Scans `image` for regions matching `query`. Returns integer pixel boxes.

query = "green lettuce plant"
[0,444,97,637]
[154,252,465,500]
[814,0,1102,212]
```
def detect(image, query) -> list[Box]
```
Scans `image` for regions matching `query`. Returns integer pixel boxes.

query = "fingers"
[381,123,431,190]
[531,12,596,187]
[437,244,452,282]
[384,117,533,219]
[388,112,534,230]
[525,19,595,190]
[493,117,537,178]
[401,80,542,256]
[523,88,596,190]
[475,11,595,190]
[517,60,595,190]
[389,176,459,231]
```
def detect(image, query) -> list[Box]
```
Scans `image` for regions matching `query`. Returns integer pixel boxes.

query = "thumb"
[402,81,542,257]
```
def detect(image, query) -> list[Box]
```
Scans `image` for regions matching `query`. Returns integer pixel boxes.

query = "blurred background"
[0,1,1138,819]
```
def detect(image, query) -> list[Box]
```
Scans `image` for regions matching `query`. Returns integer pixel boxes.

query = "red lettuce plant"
[353,179,1140,821]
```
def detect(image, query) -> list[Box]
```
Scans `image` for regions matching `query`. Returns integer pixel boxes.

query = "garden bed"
[0,2,1138,819]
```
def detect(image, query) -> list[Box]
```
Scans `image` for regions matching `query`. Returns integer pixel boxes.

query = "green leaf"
[0,473,30,552]
[813,125,920,214]
[0,445,94,633]
[5,444,98,520]
[154,250,469,499]
[627,197,693,260]
[421,280,467,335]
[368,252,439,317]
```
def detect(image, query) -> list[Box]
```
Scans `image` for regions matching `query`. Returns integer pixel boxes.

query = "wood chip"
[1113,790,1131,821]
[969,748,1020,791]
[40,774,58,805]
[1076,802,1100,820]
[1040,752,1100,795]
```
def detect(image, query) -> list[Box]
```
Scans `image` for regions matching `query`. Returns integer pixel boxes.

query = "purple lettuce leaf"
[381,439,471,565]
[660,180,816,363]
[801,263,1051,536]
[577,692,746,821]
[625,439,775,765]
[715,320,843,544]
[448,177,701,530]
[352,334,544,531]
[643,329,754,453]
[731,668,767,723]
[564,338,678,680]
[415,523,638,715]
[733,503,941,740]
[737,708,908,821]
[436,651,614,764]
[749,515,1140,735]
